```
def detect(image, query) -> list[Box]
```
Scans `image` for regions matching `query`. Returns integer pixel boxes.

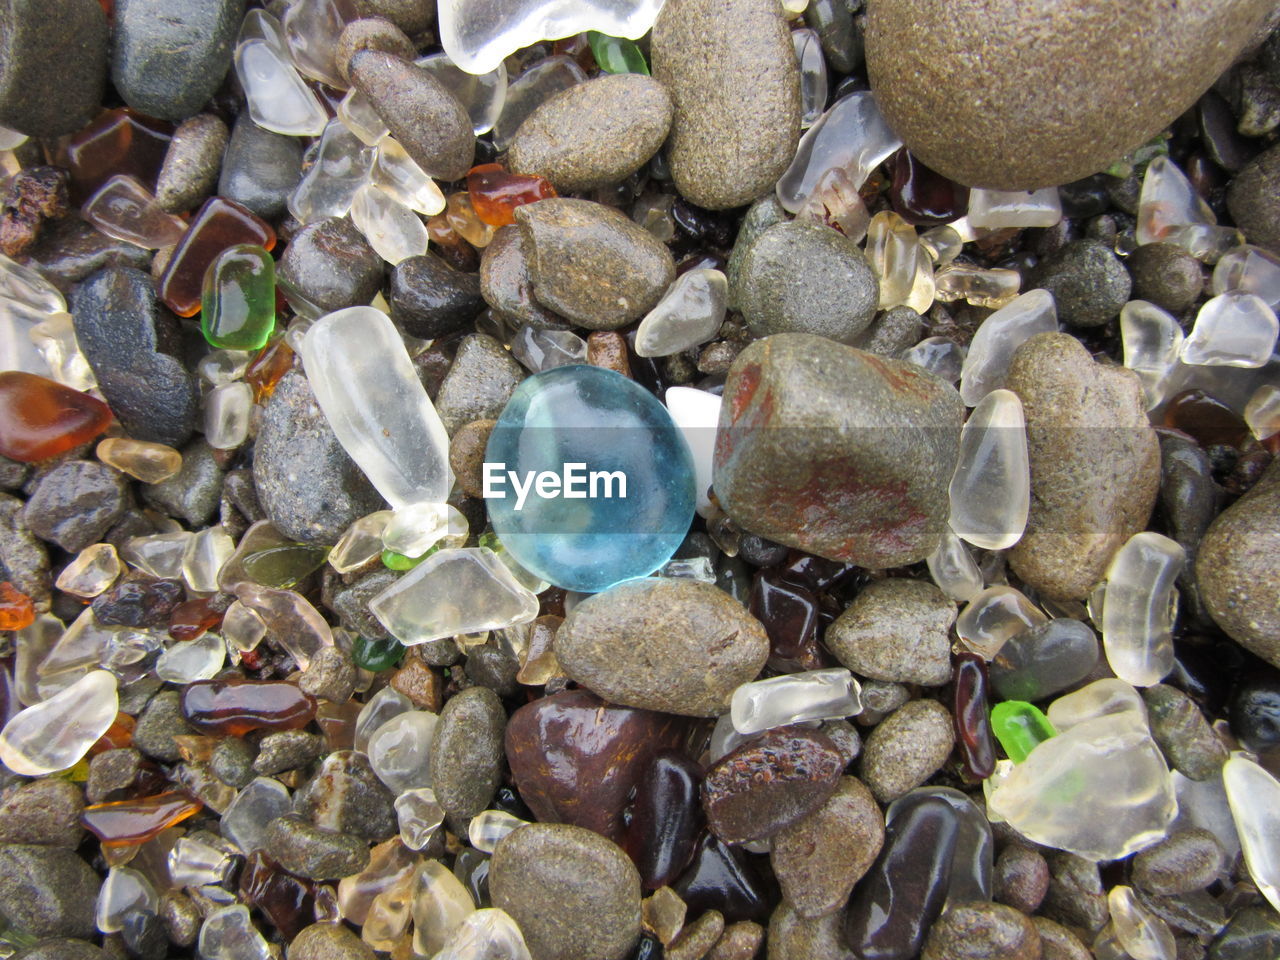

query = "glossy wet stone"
[277,217,383,317]
[714,333,963,568]
[0,0,107,138]
[509,74,672,193]
[217,113,302,222]
[505,689,688,842]
[486,365,695,592]
[989,618,1100,702]
[265,814,370,881]
[0,371,112,462]
[515,198,675,330]
[491,823,641,960]
[701,727,843,844]
[0,669,117,775]
[180,680,317,737]
[389,253,483,341]
[429,686,506,820]
[435,332,525,434]
[624,750,704,890]
[71,266,199,448]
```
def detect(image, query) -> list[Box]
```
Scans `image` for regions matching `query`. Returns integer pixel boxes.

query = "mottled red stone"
[505,688,689,842]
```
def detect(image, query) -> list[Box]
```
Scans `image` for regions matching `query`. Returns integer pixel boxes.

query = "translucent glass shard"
[205,381,255,450]
[901,335,965,384]
[330,510,394,574]
[367,710,438,793]
[97,866,158,934]
[288,119,377,224]
[418,53,509,135]
[440,0,663,75]
[927,528,983,602]
[1224,754,1280,916]
[948,389,1029,550]
[233,582,333,670]
[794,166,871,242]
[1120,300,1185,409]
[56,542,121,597]
[865,211,919,309]
[222,777,292,855]
[121,531,193,579]
[234,13,328,137]
[351,183,430,265]
[1108,885,1176,960]
[0,669,118,775]
[634,268,727,358]
[959,289,1057,406]
[282,0,353,89]
[411,859,475,957]
[1137,156,1215,247]
[1245,384,1280,440]
[468,810,528,854]
[183,526,235,594]
[776,90,902,213]
[29,311,96,391]
[1,296,56,377]
[354,687,413,753]
[967,187,1062,229]
[198,904,273,960]
[956,585,1047,660]
[297,307,453,510]
[0,252,66,313]
[1213,245,1280,308]
[373,138,447,216]
[369,547,539,646]
[1181,293,1278,368]
[338,87,390,146]
[382,502,468,558]
[222,600,268,653]
[511,325,588,373]
[934,263,1021,309]
[1101,532,1184,687]
[791,28,827,128]
[729,667,862,736]
[156,632,226,683]
[433,907,531,960]
[396,788,444,851]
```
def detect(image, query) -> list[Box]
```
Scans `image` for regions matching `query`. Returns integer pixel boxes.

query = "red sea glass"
[953,652,997,779]
[624,750,704,890]
[158,198,276,318]
[0,371,113,462]
[180,679,317,736]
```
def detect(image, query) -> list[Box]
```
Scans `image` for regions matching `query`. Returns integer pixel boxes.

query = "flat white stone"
[665,386,721,518]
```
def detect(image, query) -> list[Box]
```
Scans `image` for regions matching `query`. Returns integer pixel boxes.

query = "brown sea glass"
[91,712,137,754]
[467,164,557,227]
[245,336,295,403]
[0,371,113,462]
[62,108,173,204]
[169,595,227,641]
[81,791,202,846]
[181,679,317,736]
[240,850,315,939]
[158,198,276,317]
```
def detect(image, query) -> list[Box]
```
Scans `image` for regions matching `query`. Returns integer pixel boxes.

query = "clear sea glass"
[948,389,1029,550]
[1101,532,1184,687]
[958,289,1057,406]
[729,668,862,735]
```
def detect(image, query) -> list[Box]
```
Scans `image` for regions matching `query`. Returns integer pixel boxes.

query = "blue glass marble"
[485,364,697,593]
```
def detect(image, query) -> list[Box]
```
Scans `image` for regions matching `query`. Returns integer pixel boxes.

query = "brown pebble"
[1032,916,1092,960]
[0,166,69,256]
[667,910,725,960]
[335,17,416,85]
[390,650,443,711]
[587,330,633,378]
[448,418,496,499]
[920,901,1041,960]
[994,843,1050,914]
[706,920,764,960]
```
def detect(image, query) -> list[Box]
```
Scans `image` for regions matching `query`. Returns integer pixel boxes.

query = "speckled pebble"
[155,114,228,213]
[920,901,1041,960]
[858,699,956,804]
[826,579,955,686]
[1132,828,1225,896]
[434,333,526,435]
[993,843,1050,914]
[0,779,84,846]
[1028,239,1131,328]
[1142,684,1229,781]
[428,686,506,820]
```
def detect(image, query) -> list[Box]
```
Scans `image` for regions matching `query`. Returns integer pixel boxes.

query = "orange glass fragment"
[90,712,136,755]
[0,581,35,631]
[466,163,557,227]
[245,336,295,403]
[81,791,202,846]
[0,371,114,462]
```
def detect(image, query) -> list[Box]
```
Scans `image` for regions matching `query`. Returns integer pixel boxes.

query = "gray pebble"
[478,225,567,330]
[1206,905,1280,960]
[160,891,200,948]
[264,814,371,880]
[707,921,764,960]
[110,0,243,121]
[0,455,28,490]
[349,50,474,181]
[766,901,856,960]
[133,690,196,763]
[989,618,1100,702]
[288,922,378,960]
[25,218,151,287]
[389,252,484,340]
[827,579,955,686]
[0,493,49,607]
[1127,244,1205,314]
[218,112,304,220]
[1040,851,1109,934]
[210,737,257,789]
[509,74,673,192]
[429,686,506,820]
[334,18,416,86]
[277,217,385,316]
[142,439,224,527]
[857,306,924,357]
[434,333,526,434]
[86,748,145,803]
[0,0,107,137]
[858,699,955,804]
[254,370,385,544]
[253,731,324,776]
[1227,142,1280,253]
[299,646,358,703]
[1132,828,1225,895]
[156,114,229,214]
[516,197,675,330]
[0,844,100,939]
[652,0,800,209]
[13,941,109,960]
[1028,239,1131,327]
[1142,684,1229,781]
[491,823,642,960]
[736,219,879,344]
[0,779,84,846]
[857,680,911,718]
[921,901,1041,960]
[993,843,1049,914]
[327,568,399,639]
[725,195,787,312]
[294,750,398,842]
[353,0,433,36]
[463,640,520,698]
[22,460,127,552]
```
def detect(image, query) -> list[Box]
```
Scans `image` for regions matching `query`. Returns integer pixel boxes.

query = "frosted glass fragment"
[433,908,532,960]
[222,601,268,653]
[665,386,721,518]
[156,632,226,683]
[369,547,539,646]
[967,187,1062,229]
[468,810,528,854]
[396,788,444,851]
[37,606,113,678]
[492,56,587,152]
[183,526,235,594]
[204,381,254,450]
[418,53,509,135]
[198,349,253,386]
[1223,754,1280,915]
[169,835,236,888]
[198,904,273,960]
[15,615,62,705]
[1163,222,1246,265]
[235,13,329,137]
[97,437,182,484]
[363,869,415,951]
[331,510,394,573]
[987,681,1176,860]
[919,225,962,266]
[777,90,901,213]
[233,582,333,670]
[794,165,870,242]
[283,0,354,89]
[1213,245,1280,308]
[0,669,117,775]
[948,389,1029,550]
[1137,156,1214,247]
[1108,885,1176,960]
[122,531,194,579]
[0,252,65,313]
[730,667,862,735]
[373,138,447,216]
[411,859,475,957]
[934,263,1021,309]
[865,211,919,309]
[56,543,121,597]
[0,296,54,376]
[791,28,827,128]
[510,325,587,372]
[354,686,413,753]
[338,87,389,146]
[1046,677,1147,734]
[97,866,158,934]
[382,502,468,558]
[959,289,1057,406]
[1181,293,1278,368]
[351,183,429,265]
[29,310,96,390]
[1245,384,1280,440]
[82,175,187,250]
[298,307,453,510]
[901,336,965,383]
[635,268,727,358]
[927,528,983,602]
[367,710,438,793]
[288,119,377,224]
[1120,300,1185,409]
[1101,532,1184,687]
[440,0,661,75]
[904,253,935,315]
[222,777,292,854]
[956,585,1047,660]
